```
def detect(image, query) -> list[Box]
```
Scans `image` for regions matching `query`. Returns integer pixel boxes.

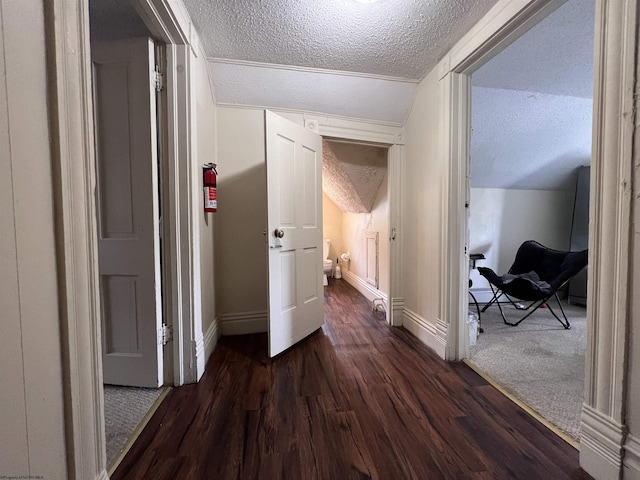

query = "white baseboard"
[390,297,405,326]
[204,317,220,362]
[221,310,268,335]
[624,433,640,479]
[580,404,625,479]
[342,269,388,304]
[402,307,447,359]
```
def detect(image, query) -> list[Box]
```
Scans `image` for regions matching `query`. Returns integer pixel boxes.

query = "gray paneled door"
[92,38,163,387]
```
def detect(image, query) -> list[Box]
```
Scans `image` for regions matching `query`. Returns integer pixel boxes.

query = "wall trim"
[624,433,640,477]
[209,57,420,84]
[203,317,220,363]
[580,404,626,480]
[194,330,205,380]
[391,297,405,327]
[46,0,107,477]
[221,311,268,336]
[388,144,404,327]
[304,113,405,145]
[304,115,405,329]
[402,308,447,359]
[342,270,388,305]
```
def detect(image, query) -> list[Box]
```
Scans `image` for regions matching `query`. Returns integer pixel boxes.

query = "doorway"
[464,0,594,444]
[321,138,391,319]
[88,0,169,469]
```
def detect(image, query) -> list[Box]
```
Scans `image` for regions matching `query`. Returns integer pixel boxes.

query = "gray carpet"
[469,301,586,441]
[103,385,164,466]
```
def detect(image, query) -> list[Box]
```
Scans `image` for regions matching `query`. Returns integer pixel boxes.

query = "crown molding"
[208,57,420,84]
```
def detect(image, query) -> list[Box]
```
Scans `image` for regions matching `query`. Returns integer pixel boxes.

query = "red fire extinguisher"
[203,163,217,213]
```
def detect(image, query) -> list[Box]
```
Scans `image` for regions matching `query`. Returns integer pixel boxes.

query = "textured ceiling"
[471,87,592,190]
[470,0,594,191]
[473,0,594,97]
[322,140,387,213]
[182,0,499,80]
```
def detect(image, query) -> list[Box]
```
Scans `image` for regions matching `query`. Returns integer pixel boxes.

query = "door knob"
[274,228,285,238]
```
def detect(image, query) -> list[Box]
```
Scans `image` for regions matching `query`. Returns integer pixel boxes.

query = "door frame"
[46,0,199,477]
[440,0,637,477]
[305,115,405,326]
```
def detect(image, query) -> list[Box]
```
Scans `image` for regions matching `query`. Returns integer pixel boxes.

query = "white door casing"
[265,111,324,357]
[92,37,163,387]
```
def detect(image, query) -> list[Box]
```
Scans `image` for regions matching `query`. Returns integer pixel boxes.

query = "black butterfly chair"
[477,241,588,329]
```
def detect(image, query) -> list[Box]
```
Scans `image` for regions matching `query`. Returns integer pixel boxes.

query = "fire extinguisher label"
[204,187,217,209]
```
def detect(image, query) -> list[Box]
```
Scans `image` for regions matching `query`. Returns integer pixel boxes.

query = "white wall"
[192,46,218,339]
[342,172,390,296]
[468,188,575,297]
[402,68,444,325]
[0,1,68,477]
[215,107,305,331]
[322,193,343,263]
[215,107,269,322]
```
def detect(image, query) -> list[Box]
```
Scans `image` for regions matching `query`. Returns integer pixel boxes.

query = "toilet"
[323,239,333,286]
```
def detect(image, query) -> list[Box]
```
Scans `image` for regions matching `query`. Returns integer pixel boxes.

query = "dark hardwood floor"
[112,279,591,480]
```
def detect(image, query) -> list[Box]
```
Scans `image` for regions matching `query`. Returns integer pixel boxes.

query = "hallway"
[112,280,589,479]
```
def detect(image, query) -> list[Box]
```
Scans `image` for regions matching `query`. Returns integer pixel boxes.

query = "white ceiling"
[470,0,595,191]
[182,0,499,79]
[89,0,595,126]
[473,0,595,98]
[90,0,594,188]
[322,140,388,213]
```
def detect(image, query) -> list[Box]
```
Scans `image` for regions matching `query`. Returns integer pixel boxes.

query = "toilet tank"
[323,239,331,259]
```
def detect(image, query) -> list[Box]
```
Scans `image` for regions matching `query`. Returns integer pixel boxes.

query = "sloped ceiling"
[88,0,596,186]
[322,140,387,213]
[470,0,594,191]
[181,0,500,123]
[182,0,498,79]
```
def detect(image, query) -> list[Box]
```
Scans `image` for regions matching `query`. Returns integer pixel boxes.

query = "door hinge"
[159,324,172,345]
[153,66,164,92]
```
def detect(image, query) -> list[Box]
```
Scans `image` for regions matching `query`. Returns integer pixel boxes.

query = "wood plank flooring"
[112,279,591,480]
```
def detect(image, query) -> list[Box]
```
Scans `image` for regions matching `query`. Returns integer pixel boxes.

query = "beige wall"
[468,188,574,293]
[0,1,68,477]
[192,48,218,334]
[322,193,343,262]
[342,172,390,296]
[402,69,444,321]
[215,108,305,319]
[215,107,269,317]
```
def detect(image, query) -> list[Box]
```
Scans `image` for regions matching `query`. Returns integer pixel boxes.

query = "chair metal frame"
[478,241,587,330]
[481,282,571,329]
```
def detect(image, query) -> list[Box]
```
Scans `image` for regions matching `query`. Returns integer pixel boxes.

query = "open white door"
[92,38,163,387]
[265,111,324,357]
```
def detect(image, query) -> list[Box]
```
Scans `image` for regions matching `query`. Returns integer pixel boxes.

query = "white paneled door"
[265,111,324,357]
[92,38,163,387]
